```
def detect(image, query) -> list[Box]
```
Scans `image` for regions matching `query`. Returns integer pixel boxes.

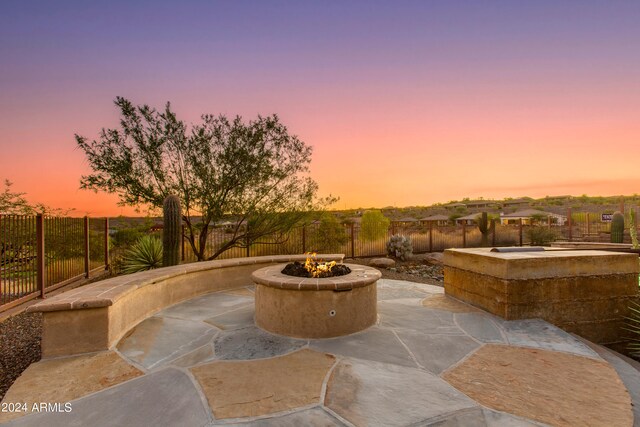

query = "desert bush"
[526,226,557,246]
[386,234,412,260]
[361,210,390,242]
[626,300,640,357]
[630,210,639,249]
[308,214,348,253]
[122,235,163,274]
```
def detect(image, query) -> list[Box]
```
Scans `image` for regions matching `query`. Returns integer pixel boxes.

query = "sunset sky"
[1,1,639,217]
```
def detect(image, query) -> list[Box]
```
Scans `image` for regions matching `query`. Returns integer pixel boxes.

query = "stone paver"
[421,407,544,426]
[309,327,417,368]
[210,407,345,426]
[117,315,217,369]
[205,304,255,330]
[395,329,480,374]
[170,344,216,368]
[4,368,211,427]
[0,351,143,423]
[421,294,482,313]
[213,326,306,360]
[379,302,464,335]
[191,349,335,419]
[501,319,599,358]
[585,342,640,426]
[443,344,633,427]
[4,277,639,427]
[160,291,253,321]
[325,358,477,426]
[455,312,505,343]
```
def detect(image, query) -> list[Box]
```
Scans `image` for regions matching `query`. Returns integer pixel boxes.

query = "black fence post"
[567,207,572,242]
[104,218,109,270]
[84,216,90,278]
[428,222,433,253]
[36,214,45,298]
[518,218,523,246]
[302,225,306,253]
[462,222,466,248]
[350,223,355,258]
[491,218,496,246]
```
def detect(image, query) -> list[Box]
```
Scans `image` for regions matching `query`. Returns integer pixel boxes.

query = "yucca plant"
[625,300,640,357]
[122,235,163,274]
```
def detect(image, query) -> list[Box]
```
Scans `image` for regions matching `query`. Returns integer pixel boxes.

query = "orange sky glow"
[1,2,639,217]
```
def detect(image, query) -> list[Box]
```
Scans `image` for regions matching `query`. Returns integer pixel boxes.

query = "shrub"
[386,234,412,260]
[361,210,390,242]
[630,210,639,249]
[526,226,557,246]
[122,235,163,274]
[308,214,349,252]
[626,300,640,357]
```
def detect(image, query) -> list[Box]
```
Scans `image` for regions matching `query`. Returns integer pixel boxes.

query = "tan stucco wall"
[255,283,377,338]
[36,255,344,358]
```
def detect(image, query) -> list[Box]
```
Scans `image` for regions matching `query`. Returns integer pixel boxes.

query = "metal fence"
[0,214,109,312]
[178,207,640,262]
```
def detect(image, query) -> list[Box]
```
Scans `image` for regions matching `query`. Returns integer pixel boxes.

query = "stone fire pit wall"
[443,248,640,345]
[252,264,381,339]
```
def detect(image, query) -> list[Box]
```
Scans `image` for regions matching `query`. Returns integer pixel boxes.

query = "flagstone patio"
[1,278,638,426]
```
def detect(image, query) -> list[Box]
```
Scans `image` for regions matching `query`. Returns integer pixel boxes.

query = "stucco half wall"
[27,254,345,358]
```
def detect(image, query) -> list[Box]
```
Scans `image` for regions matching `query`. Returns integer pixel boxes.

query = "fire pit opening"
[281,253,352,278]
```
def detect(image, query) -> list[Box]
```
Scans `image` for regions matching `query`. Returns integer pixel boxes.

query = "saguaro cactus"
[611,211,625,243]
[478,212,489,246]
[163,195,182,266]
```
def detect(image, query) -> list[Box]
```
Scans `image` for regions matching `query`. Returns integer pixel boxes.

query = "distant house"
[420,214,449,227]
[501,199,530,208]
[455,213,481,226]
[393,217,418,226]
[464,200,499,209]
[500,209,567,226]
[149,223,163,232]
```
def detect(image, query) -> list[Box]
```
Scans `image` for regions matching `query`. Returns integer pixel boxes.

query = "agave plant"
[625,300,640,357]
[121,235,163,274]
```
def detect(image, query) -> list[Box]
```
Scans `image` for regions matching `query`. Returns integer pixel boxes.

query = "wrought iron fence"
[177,207,640,262]
[0,214,109,312]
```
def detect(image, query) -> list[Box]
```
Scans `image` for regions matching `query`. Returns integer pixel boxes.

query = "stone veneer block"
[443,248,639,344]
[190,349,335,419]
[0,352,142,423]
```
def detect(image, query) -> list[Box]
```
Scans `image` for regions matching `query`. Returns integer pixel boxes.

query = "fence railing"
[178,207,640,262]
[0,214,109,312]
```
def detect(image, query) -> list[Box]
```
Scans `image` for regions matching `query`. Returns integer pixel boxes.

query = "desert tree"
[360,209,390,242]
[76,97,335,261]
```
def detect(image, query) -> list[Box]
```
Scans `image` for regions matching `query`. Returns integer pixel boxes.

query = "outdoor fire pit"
[251,255,381,338]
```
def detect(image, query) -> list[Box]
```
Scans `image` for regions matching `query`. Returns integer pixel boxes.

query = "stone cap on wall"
[252,264,381,291]
[27,254,345,313]
[444,248,639,280]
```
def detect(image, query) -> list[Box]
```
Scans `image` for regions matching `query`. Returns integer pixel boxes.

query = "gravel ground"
[349,256,444,287]
[0,311,42,401]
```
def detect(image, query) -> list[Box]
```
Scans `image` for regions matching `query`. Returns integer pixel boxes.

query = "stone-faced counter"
[443,248,640,345]
[252,264,381,338]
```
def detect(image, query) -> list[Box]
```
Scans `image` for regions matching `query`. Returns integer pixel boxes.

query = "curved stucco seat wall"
[27,254,344,358]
